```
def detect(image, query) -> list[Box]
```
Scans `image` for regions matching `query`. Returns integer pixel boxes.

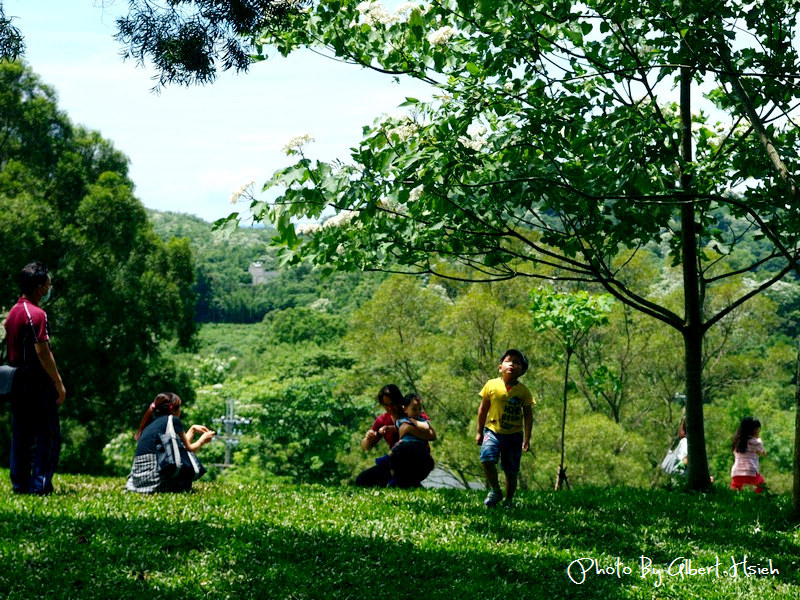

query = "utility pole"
[213,398,252,467]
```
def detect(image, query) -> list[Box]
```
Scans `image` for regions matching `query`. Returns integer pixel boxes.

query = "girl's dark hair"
[401,393,421,409]
[676,417,687,439]
[377,384,404,409]
[134,392,182,441]
[732,416,761,453]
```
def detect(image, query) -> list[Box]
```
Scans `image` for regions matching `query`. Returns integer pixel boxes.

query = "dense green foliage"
[1,471,798,599]
[0,4,22,61]
[115,0,296,87]
[0,61,195,472]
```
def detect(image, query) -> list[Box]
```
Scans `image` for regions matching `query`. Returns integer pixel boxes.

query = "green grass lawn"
[0,471,797,599]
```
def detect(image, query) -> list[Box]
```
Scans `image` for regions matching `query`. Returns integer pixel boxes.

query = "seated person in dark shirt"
[126,392,215,493]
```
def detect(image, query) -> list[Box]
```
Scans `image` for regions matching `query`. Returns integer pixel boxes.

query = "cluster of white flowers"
[296,222,322,236]
[385,116,419,142]
[457,124,488,151]
[409,184,424,202]
[282,133,315,155]
[427,25,456,45]
[356,1,400,26]
[323,209,357,228]
[309,297,333,312]
[230,181,255,204]
[394,2,418,14]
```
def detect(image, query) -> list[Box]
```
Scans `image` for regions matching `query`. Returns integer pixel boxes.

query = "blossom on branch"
[282,134,315,155]
[230,181,255,204]
[323,209,357,228]
[356,1,400,26]
[427,25,456,45]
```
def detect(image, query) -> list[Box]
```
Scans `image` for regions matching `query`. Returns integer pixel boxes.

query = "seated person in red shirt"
[355,384,403,487]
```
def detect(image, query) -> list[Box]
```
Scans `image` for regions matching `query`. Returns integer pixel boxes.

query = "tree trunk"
[793,338,800,515]
[679,63,712,492]
[555,348,572,491]
[682,316,712,491]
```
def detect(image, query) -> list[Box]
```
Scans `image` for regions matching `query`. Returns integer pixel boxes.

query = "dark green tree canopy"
[114,0,305,87]
[0,4,23,61]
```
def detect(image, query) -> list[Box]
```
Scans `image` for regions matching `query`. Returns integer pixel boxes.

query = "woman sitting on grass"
[355,384,403,487]
[375,393,436,488]
[126,392,215,494]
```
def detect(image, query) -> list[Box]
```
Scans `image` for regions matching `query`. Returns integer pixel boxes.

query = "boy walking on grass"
[475,349,534,508]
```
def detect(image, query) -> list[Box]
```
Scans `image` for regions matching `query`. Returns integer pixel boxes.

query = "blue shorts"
[480,429,523,475]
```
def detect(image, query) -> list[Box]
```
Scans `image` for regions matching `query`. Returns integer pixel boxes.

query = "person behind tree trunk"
[126,392,215,494]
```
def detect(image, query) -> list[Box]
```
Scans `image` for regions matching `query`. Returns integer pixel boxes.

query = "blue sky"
[5,0,427,222]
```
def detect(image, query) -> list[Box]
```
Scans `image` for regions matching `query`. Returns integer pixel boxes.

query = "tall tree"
[216,0,800,492]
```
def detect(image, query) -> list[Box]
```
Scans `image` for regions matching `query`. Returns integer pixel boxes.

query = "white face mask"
[40,285,52,304]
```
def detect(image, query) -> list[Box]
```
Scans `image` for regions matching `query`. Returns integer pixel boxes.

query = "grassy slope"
[0,471,798,600]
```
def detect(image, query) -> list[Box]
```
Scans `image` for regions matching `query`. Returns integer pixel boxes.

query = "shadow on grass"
[0,510,594,599]
[0,482,797,600]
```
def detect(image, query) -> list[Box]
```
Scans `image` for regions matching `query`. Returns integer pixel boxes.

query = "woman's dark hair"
[500,349,529,374]
[401,393,421,409]
[676,417,687,439]
[732,416,761,453]
[134,392,182,440]
[377,384,404,410]
[19,261,49,295]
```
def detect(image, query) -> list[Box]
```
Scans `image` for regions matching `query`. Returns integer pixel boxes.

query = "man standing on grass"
[4,261,66,495]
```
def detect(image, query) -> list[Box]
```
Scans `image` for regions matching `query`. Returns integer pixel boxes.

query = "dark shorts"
[480,429,523,474]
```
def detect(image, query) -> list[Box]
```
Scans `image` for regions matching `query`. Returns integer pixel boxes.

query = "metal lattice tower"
[212,398,252,467]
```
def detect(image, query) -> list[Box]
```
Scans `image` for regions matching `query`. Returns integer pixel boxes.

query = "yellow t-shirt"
[480,377,534,435]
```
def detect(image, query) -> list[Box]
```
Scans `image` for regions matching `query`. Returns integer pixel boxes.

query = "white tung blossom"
[357,1,400,26]
[457,124,488,151]
[458,134,486,151]
[230,181,255,204]
[324,209,357,228]
[394,2,418,14]
[409,184,424,202]
[386,119,419,142]
[282,133,315,155]
[427,25,456,45]
[296,222,322,236]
